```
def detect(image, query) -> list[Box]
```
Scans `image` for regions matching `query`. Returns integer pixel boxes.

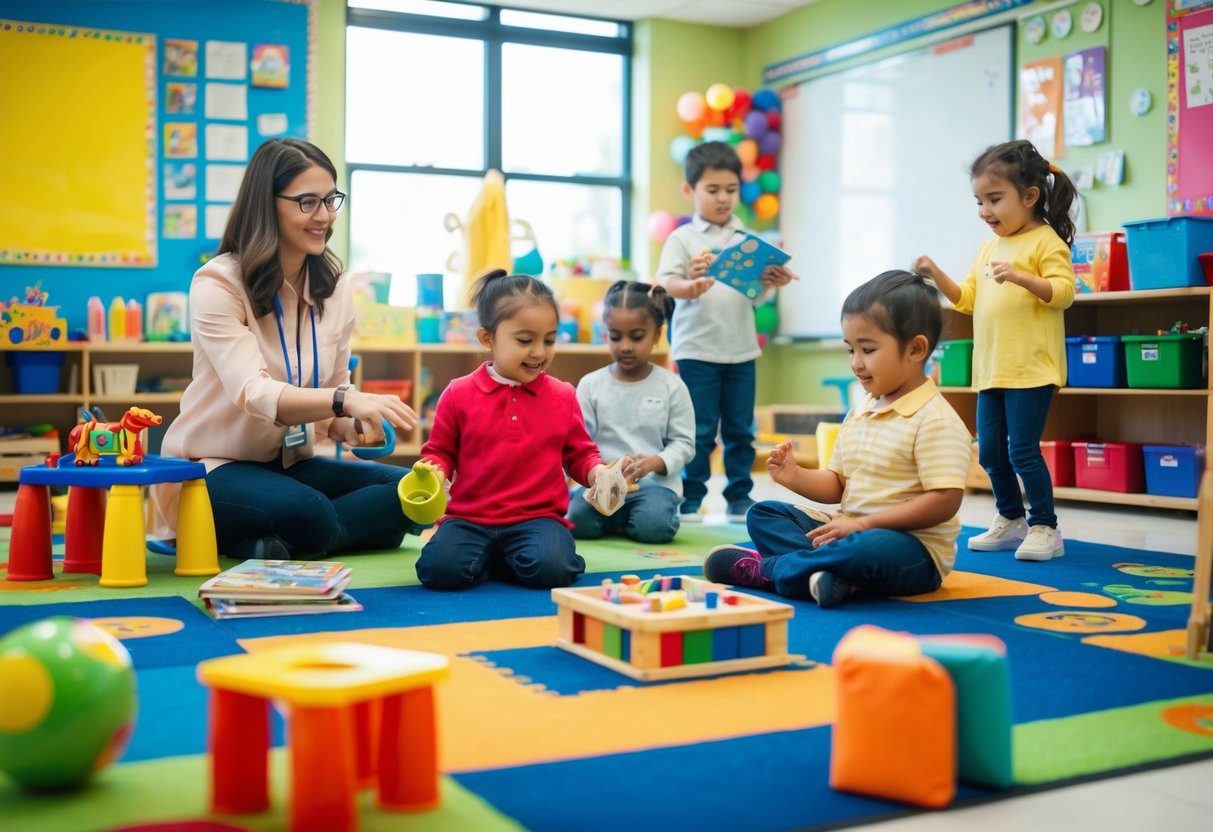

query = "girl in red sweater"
[415,269,615,590]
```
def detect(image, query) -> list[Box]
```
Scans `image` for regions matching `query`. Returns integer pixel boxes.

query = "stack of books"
[198,559,361,619]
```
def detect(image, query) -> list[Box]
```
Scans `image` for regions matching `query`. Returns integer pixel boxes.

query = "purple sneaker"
[703,544,773,590]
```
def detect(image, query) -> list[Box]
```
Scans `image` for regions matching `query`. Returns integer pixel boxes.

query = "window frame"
[345,2,634,261]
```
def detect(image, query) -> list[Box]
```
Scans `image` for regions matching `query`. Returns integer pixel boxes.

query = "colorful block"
[738,624,765,658]
[573,612,584,644]
[602,624,622,660]
[620,628,631,663]
[584,617,604,653]
[683,630,713,664]
[660,632,683,667]
[712,626,740,661]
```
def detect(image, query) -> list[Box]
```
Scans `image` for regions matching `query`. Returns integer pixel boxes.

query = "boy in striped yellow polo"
[704,270,972,608]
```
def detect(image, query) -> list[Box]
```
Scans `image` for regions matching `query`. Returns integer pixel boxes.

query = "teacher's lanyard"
[273,295,318,391]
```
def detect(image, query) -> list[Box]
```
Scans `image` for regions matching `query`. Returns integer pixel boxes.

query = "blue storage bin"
[1065,336,1124,388]
[6,350,65,394]
[1142,444,1205,499]
[1123,216,1213,290]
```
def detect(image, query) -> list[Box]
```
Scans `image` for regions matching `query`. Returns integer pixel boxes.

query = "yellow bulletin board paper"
[0,20,157,267]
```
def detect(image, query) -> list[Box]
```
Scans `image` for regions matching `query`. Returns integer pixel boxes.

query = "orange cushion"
[830,625,957,808]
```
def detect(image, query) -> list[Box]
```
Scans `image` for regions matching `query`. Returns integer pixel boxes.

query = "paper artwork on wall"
[166,82,196,114]
[205,82,248,120]
[205,164,245,202]
[1081,2,1104,32]
[204,124,248,162]
[163,204,197,239]
[164,162,197,199]
[205,204,232,240]
[205,40,247,80]
[164,39,198,77]
[164,122,198,158]
[251,44,289,88]
[1018,57,1064,159]
[1024,15,1046,44]
[257,113,288,136]
[1182,21,1213,108]
[1063,46,1106,146]
[1095,150,1125,185]
[1052,9,1073,38]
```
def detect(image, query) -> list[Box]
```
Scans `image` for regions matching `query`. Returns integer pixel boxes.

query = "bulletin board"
[1167,0,1213,216]
[0,0,311,334]
[0,21,157,266]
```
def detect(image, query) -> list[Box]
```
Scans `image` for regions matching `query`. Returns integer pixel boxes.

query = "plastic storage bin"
[1040,440,1075,487]
[6,351,65,394]
[1142,445,1205,499]
[936,339,974,387]
[1121,334,1205,389]
[1065,336,1124,387]
[1122,216,1213,289]
[1071,232,1129,293]
[1072,442,1145,493]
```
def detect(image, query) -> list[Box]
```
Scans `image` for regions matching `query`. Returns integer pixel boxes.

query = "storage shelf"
[967,482,1196,512]
[940,386,1211,397]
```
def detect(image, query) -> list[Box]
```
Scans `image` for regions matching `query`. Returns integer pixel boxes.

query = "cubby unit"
[938,287,1211,512]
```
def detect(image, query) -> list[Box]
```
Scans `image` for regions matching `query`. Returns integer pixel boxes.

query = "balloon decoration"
[651,82,783,243]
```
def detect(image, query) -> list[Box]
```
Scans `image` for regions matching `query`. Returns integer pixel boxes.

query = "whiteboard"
[778,26,1013,338]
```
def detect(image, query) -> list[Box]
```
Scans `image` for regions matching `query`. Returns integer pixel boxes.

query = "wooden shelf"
[941,286,1212,514]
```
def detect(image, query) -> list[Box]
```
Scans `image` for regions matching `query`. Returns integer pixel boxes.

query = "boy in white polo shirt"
[704,270,971,608]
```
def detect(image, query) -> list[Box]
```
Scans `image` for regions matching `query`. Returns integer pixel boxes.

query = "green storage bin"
[937,339,974,387]
[1121,333,1205,389]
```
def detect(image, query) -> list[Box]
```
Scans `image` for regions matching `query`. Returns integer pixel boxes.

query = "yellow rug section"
[897,569,1055,602]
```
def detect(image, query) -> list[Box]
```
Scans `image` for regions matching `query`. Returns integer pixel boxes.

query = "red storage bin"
[1040,440,1074,487]
[1072,442,1145,493]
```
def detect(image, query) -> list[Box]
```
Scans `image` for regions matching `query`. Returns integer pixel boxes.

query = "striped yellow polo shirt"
[827,378,972,577]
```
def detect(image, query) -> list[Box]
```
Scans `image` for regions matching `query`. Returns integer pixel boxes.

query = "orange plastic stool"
[197,643,449,832]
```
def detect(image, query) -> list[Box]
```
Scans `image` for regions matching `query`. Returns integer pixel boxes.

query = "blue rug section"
[207,567,704,638]
[467,645,818,696]
[123,664,285,763]
[0,596,239,669]
[455,725,993,832]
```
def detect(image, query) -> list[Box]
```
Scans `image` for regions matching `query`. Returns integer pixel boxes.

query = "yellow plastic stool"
[100,485,147,588]
[816,422,841,470]
[175,478,220,577]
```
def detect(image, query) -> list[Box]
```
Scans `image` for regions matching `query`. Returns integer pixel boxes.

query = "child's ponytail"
[1043,164,1077,247]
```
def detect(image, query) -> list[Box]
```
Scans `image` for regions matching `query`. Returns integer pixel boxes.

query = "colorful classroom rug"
[1,521,1212,832]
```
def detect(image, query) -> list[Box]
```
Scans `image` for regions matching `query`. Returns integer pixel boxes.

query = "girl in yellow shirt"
[915,139,1078,562]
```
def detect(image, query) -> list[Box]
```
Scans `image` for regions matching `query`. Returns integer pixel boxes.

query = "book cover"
[198,559,349,597]
[705,234,791,299]
[207,592,363,619]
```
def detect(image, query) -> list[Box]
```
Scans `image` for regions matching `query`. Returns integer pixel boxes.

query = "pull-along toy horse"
[68,406,163,466]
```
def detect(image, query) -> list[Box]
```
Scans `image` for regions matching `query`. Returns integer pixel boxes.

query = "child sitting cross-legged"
[703,270,972,608]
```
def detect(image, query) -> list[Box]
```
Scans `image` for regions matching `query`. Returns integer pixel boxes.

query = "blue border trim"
[762,0,1033,84]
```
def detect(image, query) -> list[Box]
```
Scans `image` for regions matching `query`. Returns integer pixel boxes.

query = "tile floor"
[2,481,1210,829]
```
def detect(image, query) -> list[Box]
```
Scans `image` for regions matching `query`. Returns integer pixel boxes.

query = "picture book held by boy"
[706,233,791,299]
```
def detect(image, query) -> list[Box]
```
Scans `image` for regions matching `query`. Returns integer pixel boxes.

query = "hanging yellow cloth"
[459,169,512,308]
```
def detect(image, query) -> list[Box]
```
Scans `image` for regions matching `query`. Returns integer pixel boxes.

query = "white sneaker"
[1015,525,1065,562]
[968,515,1029,551]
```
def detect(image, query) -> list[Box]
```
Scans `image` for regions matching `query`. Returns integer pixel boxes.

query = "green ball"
[0,617,137,791]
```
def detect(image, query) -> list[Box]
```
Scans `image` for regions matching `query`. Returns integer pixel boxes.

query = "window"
[346,2,632,309]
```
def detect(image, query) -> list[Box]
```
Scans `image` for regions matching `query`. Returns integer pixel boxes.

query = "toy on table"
[705,233,791,299]
[67,406,162,466]
[0,617,137,791]
[583,457,629,516]
[397,460,447,526]
[552,574,797,681]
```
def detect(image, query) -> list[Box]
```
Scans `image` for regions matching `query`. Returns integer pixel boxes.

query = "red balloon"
[725,89,752,122]
[703,108,726,127]
[766,111,782,132]
[756,154,777,171]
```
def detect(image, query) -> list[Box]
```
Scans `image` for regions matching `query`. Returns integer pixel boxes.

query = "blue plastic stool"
[821,376,854,410]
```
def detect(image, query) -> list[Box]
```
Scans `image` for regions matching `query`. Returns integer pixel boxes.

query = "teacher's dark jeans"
[205,456,413,558]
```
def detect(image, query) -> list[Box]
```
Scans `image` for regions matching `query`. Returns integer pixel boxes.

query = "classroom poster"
[163,204,197,239]
[1017,57,1063,159]
[164,162,197,199]
[251,44,289,88]
[1183,21,1213,107]
[164,38,197,76]
[165,81,196,114]
[1063,46,1106,146]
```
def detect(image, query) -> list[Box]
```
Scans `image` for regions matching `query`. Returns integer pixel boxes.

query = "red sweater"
[420,363,603,528]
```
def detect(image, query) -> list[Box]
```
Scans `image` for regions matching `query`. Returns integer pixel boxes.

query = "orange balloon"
[753,193,780,221]
[682,117,705,139]
[736,139,758,167]
[703,108,726,127]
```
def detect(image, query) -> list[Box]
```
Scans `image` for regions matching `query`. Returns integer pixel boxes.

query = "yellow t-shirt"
[828,379,972,577]
[951,224,1075,389]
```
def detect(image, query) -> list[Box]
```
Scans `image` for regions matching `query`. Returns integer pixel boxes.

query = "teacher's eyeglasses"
[277,191,346,214]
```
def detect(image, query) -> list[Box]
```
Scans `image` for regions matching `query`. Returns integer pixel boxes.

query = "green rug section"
[0,750,524,832]
[0,523,744,606]
[1013,693,1213,784]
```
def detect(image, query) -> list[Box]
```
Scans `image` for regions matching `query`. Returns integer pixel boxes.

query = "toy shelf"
[940,286,1212,513]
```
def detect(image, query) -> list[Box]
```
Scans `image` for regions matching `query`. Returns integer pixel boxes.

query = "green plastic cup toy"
[0,616,137,791]
[397,461,447,526]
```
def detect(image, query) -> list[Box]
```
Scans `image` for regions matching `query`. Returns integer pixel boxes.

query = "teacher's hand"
[345,389,419,434]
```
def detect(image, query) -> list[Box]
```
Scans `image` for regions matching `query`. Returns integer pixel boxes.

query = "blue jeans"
[566,485,681,544]
[205,457,414,558]
[977,386,1056,527]
[677,358,756,505]
[416,517,585,590]
[746,501,941,600]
